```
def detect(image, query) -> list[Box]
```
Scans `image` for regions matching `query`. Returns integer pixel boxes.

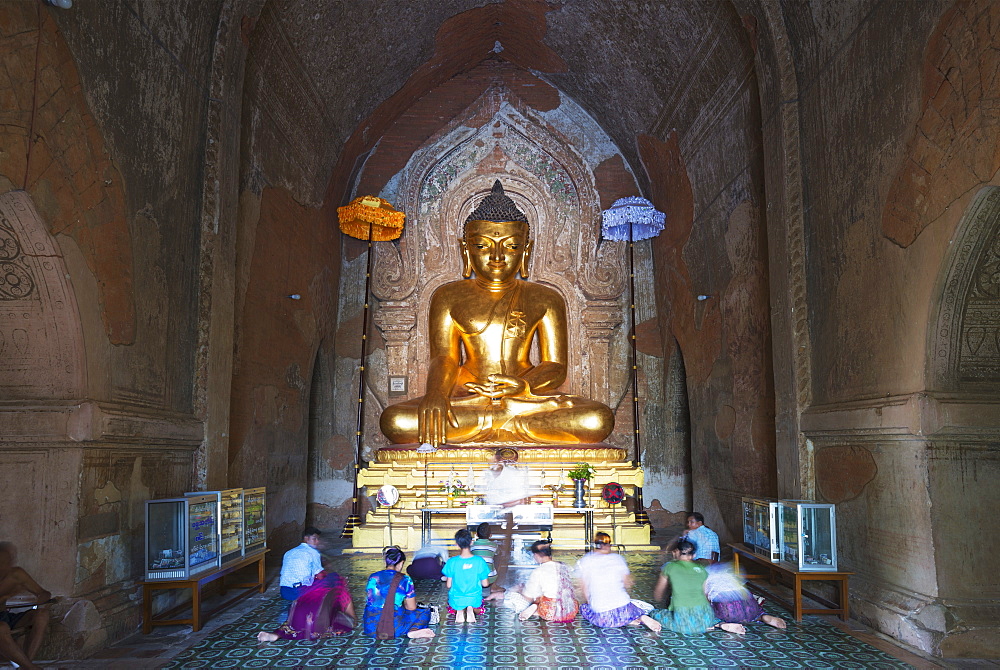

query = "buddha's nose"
[490,244,504,262]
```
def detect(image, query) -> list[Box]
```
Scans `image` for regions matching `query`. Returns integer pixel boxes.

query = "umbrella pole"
[628,222,650,526]
[342,219,376,538]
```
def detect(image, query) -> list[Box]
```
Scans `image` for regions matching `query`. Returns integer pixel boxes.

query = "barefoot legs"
[639,615,662,632]
[761,614,787,629]
[518,603,538,621]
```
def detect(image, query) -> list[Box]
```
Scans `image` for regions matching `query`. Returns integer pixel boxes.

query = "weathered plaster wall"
[639,6,776,544]
[228,4,345,548]
[228,185,342,549]
[0,2,222,656]
[758,0,1000,657]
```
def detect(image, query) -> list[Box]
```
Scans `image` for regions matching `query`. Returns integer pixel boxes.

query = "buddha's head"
[461,180,533,282]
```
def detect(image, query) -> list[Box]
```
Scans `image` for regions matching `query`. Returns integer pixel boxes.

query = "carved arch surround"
[366,97,631,426]
[930,186,1000,392]
[0,190,86,399]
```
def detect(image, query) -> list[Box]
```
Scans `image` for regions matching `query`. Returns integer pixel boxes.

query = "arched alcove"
[929,186,1000,392]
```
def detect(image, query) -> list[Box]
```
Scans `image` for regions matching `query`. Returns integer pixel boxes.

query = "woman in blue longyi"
[363,546,435,639]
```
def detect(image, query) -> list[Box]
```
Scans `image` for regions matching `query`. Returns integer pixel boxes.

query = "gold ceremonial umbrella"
[338,195,405,538]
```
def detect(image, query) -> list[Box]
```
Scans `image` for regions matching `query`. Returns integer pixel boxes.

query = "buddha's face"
[462,220,531,283]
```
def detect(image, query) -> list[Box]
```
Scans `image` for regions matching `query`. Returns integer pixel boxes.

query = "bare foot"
[455,608,465,624]
[465,606,476,623]
[719,622,746,635]
[257,631,279,642]
[639,615,662,632]
[519,604,538,621]
[762,614,787,629]
[407,628,436,638]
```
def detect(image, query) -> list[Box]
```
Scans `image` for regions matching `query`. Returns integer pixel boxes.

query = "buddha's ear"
[460,238,473,278]
[519,239,533,279]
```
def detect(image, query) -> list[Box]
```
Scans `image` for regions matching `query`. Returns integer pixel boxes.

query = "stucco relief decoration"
[932,186,1000,390]
[0,212,36,300]
[367,97,630,439]
[959,230,1000,382]
[0,191,85,399]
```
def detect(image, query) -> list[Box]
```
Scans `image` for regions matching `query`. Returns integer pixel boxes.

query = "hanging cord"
[23,3,43,190]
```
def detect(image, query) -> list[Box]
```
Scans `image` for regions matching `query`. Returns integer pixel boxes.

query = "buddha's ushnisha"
[380,181,614,446]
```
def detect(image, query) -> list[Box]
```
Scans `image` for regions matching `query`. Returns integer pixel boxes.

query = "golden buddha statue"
[380,181,615,446]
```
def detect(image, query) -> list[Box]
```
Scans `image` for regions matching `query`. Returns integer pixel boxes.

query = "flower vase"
[573,479,588,508]
[447,494,454,508]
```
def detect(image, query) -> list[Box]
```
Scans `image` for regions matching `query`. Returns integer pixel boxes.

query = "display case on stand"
[779,500,837,571]
[243,487,267,555]
[741,497,781,562]
[145,494,220,581]
[186,488,244,565]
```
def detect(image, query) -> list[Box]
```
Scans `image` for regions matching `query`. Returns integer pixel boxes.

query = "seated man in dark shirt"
[0,542,51,670]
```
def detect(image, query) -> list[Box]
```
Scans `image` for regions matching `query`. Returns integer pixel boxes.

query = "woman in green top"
[651,540,746,635]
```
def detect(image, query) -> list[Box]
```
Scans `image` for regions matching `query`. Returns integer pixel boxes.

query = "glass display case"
[742,498,755,546]
[742,497,781,562]
[243,487,267,555]
[186,488,244,565]
[779,500,837,571]
[145,494,220,580]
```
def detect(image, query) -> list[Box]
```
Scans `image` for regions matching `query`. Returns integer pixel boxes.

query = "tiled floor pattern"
[165,553,911,669]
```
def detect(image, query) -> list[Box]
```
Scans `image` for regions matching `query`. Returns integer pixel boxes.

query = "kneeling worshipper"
[363,546,435,639]
[256,572,354,642]
[703,562,786,629]
[504,540,578,622]
[574,533,661,631]
[651,539,746,635]
[407,542,449,581]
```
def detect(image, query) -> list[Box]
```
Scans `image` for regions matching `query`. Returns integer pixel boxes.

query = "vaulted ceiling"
[244,0,757,207]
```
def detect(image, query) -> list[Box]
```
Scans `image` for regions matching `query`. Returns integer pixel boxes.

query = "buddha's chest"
[451,294,542,342]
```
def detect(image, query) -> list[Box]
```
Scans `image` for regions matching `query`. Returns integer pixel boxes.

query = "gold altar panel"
[374,445,628,465]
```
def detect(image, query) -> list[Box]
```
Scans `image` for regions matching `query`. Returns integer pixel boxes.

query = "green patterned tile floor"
[164,552,911,669]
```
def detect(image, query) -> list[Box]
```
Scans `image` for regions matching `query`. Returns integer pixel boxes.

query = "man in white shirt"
[279,526,325,610]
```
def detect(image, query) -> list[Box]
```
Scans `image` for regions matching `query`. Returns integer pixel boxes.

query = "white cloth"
[574,551,631,613]
[279,542,323,588]
[522,560,561,601]
[480,464,530,505]
[502,590,532,613]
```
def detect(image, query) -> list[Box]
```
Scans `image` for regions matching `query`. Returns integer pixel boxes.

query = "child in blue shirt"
[442,528,491,623]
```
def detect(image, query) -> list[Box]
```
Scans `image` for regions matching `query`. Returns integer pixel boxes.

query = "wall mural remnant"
[0,191,85,399]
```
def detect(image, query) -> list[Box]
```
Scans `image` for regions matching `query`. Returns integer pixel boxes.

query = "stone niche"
[362,92,637,454]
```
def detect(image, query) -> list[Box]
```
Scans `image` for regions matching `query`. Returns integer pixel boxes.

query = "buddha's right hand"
[417,394,459,446]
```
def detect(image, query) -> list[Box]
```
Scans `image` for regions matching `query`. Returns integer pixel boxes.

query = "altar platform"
[351,444,656,552]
